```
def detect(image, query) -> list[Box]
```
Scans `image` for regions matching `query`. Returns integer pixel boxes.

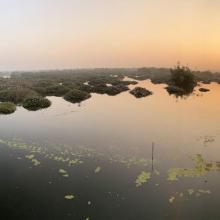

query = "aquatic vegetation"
[199,88,210,92]
[94,166,101,173]
[64,89,91,103]
[0,102,16,114]
[130,87,152,98]
[59,169,69,177]
[187,189,210,197]
[198,189,211,194]
[69,159,82,166]
[167,154,220,181]
[188,189,194,195]
[25,154,35,160]
[23,97,51,111]
[25,154,41,166]
[42,85,70,96]
[165,86,184,95]
[135,171,151,187]
[31,158,41,166]
[169,196,175,203]
[109,155,153,168]
[169,188,211,204]
[0,137,156,175]
[169,64,196,95]
[0,88,38,104]
[64,194,75,200]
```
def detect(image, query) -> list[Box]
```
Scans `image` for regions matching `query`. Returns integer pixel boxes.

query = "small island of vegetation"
[64,89,91,103]
[23,97,51,111]
[130,87,153,98]
[199,88,210,92]
[166,64,196,96]
[0,66,219,114]
[0,102,16,114]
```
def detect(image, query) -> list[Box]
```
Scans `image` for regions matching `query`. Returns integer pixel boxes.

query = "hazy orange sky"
[0,0,220,71]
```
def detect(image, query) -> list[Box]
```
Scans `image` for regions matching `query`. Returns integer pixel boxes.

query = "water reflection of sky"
[1,80,220,219]
[1,80,220,160]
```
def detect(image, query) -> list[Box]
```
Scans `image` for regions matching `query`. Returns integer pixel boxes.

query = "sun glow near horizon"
[0,0,220,71]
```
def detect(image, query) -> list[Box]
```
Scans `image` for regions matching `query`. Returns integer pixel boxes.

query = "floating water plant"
[169,196,175,203]
[94,166,101,173]
[167,154,220,181]
[25,154,41,166]
[64,194,75,200]
[59,169,69,178]
[25,154,35,160]
[31,158,41,166]
[188,189,194,195]
[135,171,151,187]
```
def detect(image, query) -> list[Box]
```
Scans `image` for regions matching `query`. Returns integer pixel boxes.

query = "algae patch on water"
[25,154,41,166]
[59,169,69,178]
[167,154,220,181]
[169,196,175,203]
[135,171,151,187]
[94,166,101,173]
[64,194,75,200]
[25,154,35,160]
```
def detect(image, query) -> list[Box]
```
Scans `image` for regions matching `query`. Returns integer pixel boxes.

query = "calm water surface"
[1,79,220,219]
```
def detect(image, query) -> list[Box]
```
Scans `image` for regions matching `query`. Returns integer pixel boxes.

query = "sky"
[0,0,220,71]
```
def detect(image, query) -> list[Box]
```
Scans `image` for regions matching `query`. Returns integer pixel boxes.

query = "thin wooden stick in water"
[152,142,154,172]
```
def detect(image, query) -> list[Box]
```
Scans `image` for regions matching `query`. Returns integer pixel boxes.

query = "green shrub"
[0,102,16,114]
[170,64,196,92]
[0,88,38,104]
[45,85,70,96]
[64,89,91,103]
[23,97,51,111]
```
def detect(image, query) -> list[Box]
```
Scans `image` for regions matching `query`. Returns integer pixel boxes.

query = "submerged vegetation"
[0,102,16,114]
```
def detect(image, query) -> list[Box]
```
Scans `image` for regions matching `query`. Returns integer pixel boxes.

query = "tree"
[170,64,196,92]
